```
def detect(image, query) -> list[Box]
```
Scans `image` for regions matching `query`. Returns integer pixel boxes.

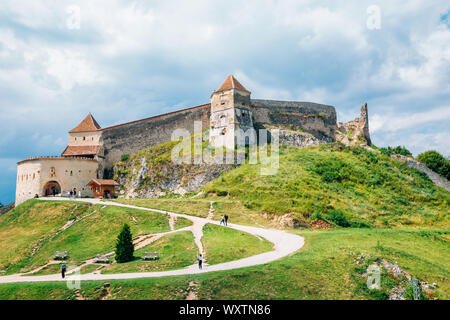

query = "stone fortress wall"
[15,75,363,204]
[98,103,211,176]
[250,99,337,140]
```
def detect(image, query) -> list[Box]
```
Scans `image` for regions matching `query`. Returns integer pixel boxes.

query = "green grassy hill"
[115,142,449,229]
[0,141,448,300]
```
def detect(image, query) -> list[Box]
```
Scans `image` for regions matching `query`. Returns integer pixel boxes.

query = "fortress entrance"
[43,181,61,197]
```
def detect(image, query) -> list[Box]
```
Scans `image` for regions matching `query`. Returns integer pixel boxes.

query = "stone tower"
[209,75,253,149]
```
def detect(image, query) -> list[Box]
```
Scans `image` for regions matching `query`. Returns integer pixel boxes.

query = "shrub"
[115,224,134,263]
[313,159,347,182]
[311,211,324,221]
[216,190,228,197]
[417,150,450,180]
[327,210,350,227]
[120,154,130,162]
[380,146,412,157]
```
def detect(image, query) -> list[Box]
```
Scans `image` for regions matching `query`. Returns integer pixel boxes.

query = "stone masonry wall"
[250,99,337,140]
[99,104,211,177]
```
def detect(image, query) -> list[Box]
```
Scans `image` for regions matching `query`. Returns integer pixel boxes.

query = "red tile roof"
[87,179,119,186]
[69,114,101,133]
[215,75,250,94]
[61,145,101,157]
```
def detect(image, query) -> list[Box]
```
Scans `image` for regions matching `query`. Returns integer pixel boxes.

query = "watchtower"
[209,75,253,149]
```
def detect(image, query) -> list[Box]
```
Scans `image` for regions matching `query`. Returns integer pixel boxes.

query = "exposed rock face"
[391,154,450,191]
[336,103,372,146]
[116,158,233,198]
[0,202,15,216]
[271,128,331,148]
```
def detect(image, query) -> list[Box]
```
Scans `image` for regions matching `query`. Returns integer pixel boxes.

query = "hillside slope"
[115,142,449,229]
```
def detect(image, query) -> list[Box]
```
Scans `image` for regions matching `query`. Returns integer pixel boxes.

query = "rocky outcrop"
[116,157,233,198]
[0,202,15,216]
[270,128,331,148]
[336,103,372,146]
[391,154,450,191]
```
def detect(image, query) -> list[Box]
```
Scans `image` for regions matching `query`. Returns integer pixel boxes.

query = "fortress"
[15,75,371,205]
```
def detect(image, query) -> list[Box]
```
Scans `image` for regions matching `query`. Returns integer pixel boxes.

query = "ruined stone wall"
[391,154,450,192]
[336,103,372,146]
[250,99,337,140]
[99,104,211,176]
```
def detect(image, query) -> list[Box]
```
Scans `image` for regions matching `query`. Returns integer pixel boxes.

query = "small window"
[70,171,73,176]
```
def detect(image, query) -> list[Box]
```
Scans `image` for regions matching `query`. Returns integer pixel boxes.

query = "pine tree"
[115,224,134,263]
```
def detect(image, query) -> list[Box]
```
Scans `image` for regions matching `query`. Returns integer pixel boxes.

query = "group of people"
[220,214,229,226]
[68,188,78,199]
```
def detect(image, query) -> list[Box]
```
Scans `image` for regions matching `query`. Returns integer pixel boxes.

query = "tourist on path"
[198,254,203,270]
[224,214,229,226]
[69,190,73,198]
[73,188,77,199]
[220,215,225,225]
[61,263,66,279]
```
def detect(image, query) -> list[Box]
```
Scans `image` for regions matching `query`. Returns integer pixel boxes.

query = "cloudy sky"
[0,0,449,204]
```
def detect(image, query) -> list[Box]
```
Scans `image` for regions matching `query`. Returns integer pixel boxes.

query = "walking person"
[198,254,203,270]
[69,190,73,198]
[61,262,66,279]
[73,188,77,199]
[220,215,225,226]
[224,214,229,226]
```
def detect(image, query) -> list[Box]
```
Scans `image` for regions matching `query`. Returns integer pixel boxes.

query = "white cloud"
[370,106,450,133]
[1,0,450,202]
[397,26,450,89]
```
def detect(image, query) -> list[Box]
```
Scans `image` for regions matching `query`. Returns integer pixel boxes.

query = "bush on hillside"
[313,159,348,182]
[328,210,350,227]
[379,146,412,157]
[115,224,134,263]
[120,154,130,162]
[417,150,450,180]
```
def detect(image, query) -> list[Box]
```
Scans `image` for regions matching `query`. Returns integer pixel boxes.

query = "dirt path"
[207,201,215,220]
[0,198,305,284]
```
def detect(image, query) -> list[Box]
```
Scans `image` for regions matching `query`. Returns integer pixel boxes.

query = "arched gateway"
[43,181,61,196]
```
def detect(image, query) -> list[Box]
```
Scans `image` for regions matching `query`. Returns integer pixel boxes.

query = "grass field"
[0,228,447,300]
[0,200,172,274]
[201,224,273,265]
[101,231,198,273]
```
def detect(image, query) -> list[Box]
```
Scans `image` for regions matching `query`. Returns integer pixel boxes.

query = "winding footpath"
[0,198,304,284]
